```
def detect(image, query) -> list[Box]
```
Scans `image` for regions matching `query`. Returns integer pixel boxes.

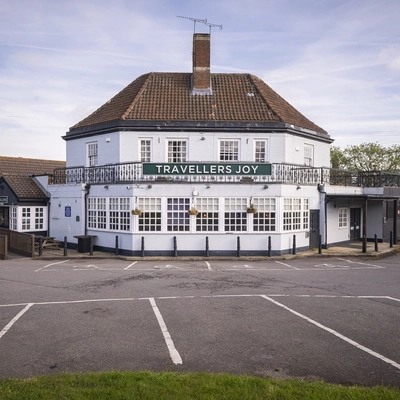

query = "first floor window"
[168,140,187,163]
[339,208,348,228]
[224,198,247,231]
[87,142,98,167]
[254,140,267,163]
[137,197,162,232]
[167,198,190,231]
[220,140,239,161]
[304,144,314,166]
[253,198,276,231]
[109,198,131,231]
[140,139,151,162]
[195,198,219,231]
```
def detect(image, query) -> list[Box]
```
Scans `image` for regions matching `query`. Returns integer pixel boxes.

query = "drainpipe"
[317,183,329,249]
[84,184,90,236]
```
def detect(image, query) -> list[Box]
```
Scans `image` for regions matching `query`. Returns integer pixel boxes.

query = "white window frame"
[339,207,348,228]
[283,198,309,232]
[167,140,187,163]
[252,197,276,232]
[254,140,268,163]
[87,142,98,167]
[137,197,162,232]
[304,144,314,166]
[224,197,247,232]
[219,140,239,162]
[88,198,107,230]
[34,207,44,230]
[10,206,17,231]
[140,139,152,162]
[167,198,190,231]
[109,198,131,231]
[195,198,219,232]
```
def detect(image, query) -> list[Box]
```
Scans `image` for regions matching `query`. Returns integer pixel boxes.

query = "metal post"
[89,236,93,256]
[390,231,393,248]
[39,237,43,256]
[237,236,240,257]
[64,236,68,257]
[374,234,378,252]
[173,236,177,257]
[115,235,119,256]
[267,236,271,257]
[205,236,209,257]
[292,234,296,255]
[318,234,322,255]
[141,236,145,257]
[362,235,367,253]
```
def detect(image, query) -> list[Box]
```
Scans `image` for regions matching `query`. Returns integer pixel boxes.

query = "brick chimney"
[192,33,211,95]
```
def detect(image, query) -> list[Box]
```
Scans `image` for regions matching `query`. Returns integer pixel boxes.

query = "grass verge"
[1,371,399,400]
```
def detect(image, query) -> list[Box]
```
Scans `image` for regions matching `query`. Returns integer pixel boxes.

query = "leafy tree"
[330,142,400,172]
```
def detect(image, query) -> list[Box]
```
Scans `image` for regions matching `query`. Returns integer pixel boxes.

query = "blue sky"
[1,0,399,161]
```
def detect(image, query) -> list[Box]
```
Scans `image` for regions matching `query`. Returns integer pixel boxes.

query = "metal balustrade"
[51,162,400,188]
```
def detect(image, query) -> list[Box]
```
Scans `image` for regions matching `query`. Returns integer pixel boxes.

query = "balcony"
[51,162,400,188]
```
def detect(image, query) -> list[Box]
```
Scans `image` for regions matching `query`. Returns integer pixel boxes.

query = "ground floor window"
[252,198,276,231]
[10,207,17,230]
[137,197,162,232]
[109,198,131,231]
[195,198,219,231]
[167,198,190,231]
[339,207,348,228]
[88,198,107,229]
[224,198,247,231]
[283,198,309,231]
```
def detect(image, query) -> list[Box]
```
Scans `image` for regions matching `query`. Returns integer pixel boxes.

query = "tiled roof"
[0,156,65,177]
[1,175,48,200]
[71,73,327,135]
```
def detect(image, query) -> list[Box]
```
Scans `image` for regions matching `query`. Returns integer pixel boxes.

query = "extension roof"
[0,175,48,200]
[0,156,65,177]
[68,73,329,137]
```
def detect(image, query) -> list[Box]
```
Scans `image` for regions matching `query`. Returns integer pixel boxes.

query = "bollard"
[39,237,43,257]
[205,236,209,257]
[318,234,322,255]
[64,236,68,257]
[89,236,93,256]
[292,234,296,255]
[141,236,145,257]
[268,236,271,257]
[173,236,177,257]
[115,235,119,256]
[374,234,378,252]
[390,231,393,248]
[237,236,241,257]
[362,235,367,253]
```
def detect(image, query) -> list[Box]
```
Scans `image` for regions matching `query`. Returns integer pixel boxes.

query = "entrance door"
[309,210,320,249]
[350,208,361,241]
[0,207,9,229]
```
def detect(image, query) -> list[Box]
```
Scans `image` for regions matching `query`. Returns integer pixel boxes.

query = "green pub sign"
[142,163,271,176]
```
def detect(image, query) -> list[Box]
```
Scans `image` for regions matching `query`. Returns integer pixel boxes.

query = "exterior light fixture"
[104,185,109,189]
[296,186,301,190]
[264,184,268,189]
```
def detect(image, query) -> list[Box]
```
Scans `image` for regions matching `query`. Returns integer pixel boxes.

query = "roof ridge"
[121,72,153,120]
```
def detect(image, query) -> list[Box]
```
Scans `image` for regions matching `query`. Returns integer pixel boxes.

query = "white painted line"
[205,261,212,270]
[260,295,400,371]
[386,297,400,303]
[0,303,33,339]
[124,261,138,270]
[336,258,385,268]
[35,260,70,272]
[275,261,300,270]
[148,298,182,365]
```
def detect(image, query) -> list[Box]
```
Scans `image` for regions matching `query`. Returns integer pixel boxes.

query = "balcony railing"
[51,162,400,188]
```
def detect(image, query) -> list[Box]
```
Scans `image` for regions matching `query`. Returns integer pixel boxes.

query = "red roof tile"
[0,156,65,177]
[1,175,48,200]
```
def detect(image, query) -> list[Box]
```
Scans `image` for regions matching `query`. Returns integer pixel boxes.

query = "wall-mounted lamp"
[126,186,131,189]
[263,184,269,189]
[206,184,211,189]
[296,186,301,190]
[201,134,205,141]
[104,185,109,189]
[148,184,152,189]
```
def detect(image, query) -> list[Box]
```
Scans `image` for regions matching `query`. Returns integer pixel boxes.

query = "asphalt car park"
[0,256,399,386]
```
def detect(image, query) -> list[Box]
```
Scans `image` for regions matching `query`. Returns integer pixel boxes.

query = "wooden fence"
[0,228,35,258]
[0,234,7,260]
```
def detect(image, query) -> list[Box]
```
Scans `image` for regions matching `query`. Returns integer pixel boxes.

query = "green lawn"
[1,371,399,400]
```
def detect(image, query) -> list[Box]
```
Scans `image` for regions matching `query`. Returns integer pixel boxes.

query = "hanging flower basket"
[131,208,143,216]
[246,204,257,214]
[188,207,199,216]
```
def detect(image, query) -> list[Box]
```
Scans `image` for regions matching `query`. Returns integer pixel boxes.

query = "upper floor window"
[254,140,267,163]
[304,144,314,166]
[87,142,98,167]
[220,140,239,161]
[168,140,187,163]
[140,139,151,162]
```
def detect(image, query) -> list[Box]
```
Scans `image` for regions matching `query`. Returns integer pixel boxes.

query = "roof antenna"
[205,22,223,34]
[177,16,207,33]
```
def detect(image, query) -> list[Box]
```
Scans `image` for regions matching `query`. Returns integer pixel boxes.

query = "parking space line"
[205,261,212,270]
[35,260,70,272]
[275,261,300,270]
[124,261,138,270]
[0,303,34,339]
[148,298,182,365]
[336,258,385,268]
[260,295,400,371]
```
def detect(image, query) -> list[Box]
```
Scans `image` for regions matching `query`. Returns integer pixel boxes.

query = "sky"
[1,0,399,161]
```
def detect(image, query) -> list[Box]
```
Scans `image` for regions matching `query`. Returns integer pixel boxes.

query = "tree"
[330,142,400,172]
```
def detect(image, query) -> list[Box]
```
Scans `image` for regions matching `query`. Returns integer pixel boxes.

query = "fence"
[0,234,7,260]
[0,228,35,258]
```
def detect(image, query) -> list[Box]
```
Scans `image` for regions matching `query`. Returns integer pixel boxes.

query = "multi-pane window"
[87,142,98,167]
[283,198,308,231]
[167,198,190,231]
[254,140,267,163]
[140,139,151,162]
[339,208,348,228]
[10,207,17,230]
[168,140,187,163]
[35,207,44,230]
[303,199,309,229]
[109,198,131,231]
[220,140,239,161]
[137,197,162,232]
[88,198,107,229]
[252,198,276,231]
[195,198,219,231]
[22,208,31,230]
[304,144,314,166]
[224,198,247,231]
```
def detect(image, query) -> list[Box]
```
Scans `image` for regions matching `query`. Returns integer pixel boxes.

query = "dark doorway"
[309,209,320,249]
[0,207,9,229]
[350,208,361,241]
